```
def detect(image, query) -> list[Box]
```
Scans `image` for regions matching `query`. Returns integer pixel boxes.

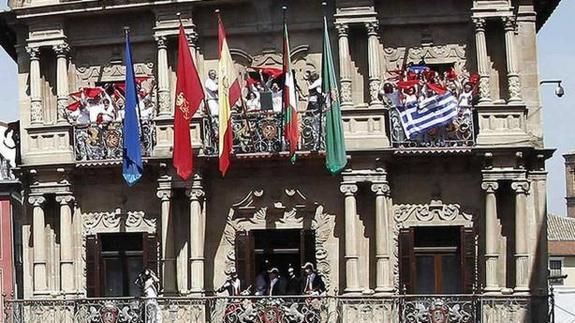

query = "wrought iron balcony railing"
[202,111,325,156]
[4,294,544,323]
[74,120,155,161]
[389,107,475,149]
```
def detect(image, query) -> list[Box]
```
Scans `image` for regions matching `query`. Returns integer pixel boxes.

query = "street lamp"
[540,79,565,98]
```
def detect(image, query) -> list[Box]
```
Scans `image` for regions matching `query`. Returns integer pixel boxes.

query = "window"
[86,232,158,297]
[549,258,564,285]
[399,226,475,294]
[235,229,315,288]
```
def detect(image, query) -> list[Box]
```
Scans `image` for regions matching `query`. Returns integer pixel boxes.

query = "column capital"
[26,46,40,60]
[511,181,530,194]
[156,189,172,201]
[52,43,70,58]
[340,183,358,196]
[186,31,199,48]
[55,194,75,205]
[365,21,379,36]
[155,36,168,49]
[472,17,486,31]
[335,23,349,37]
[28,195,46,206]
[371,182,390,196]
[481,181,499,193]
[502,16,516,31]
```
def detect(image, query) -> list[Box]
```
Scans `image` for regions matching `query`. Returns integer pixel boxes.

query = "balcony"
[389,107,475,149]
[202,111,324,156]
[4,294,545,323]
[74,120,155,162]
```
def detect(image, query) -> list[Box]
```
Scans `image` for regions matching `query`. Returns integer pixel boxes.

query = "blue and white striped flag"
[397,93,458,139]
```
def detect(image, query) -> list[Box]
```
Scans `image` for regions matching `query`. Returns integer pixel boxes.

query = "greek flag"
[397,93,458,139]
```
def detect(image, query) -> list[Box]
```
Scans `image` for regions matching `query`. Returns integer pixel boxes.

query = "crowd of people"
[217,262,326,297]
[379,64,478,114]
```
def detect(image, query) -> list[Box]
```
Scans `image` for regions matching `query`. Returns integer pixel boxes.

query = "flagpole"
[280,5,287,151]
[124,26,145,142]
[319,2,329,151]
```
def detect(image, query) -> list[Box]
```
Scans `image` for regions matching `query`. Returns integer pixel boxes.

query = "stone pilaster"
[503,17,522,104]
[53,43,70,124]
[512,180,530,292]
[26,46,43,125]
[481,181,500,292]
[157,188,177,295]
[155,36,171,117]
[371,182,393,294]
[55,194,75,294]
[187,175,205,294]
[365,22,383,108]
[336,23,353,108]
[28,194,47,294]
[340,182,361,293]
[473,18,491,104]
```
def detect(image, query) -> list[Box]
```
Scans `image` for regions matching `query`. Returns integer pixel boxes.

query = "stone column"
[481,181,500,292]
[29,194,47,293]
[187,176,205,294]
[365,22,383,108]
[26,46,43,125]
[512,180,530,292]
[340,182,361,293]
[336,23,353,108]
[503,17,522,104]
[473,18,491,104]
[372,182,394,293]
[56,194,75,294]
[53,43,70,124]
[156,36,171,117]
[157,189,177,294]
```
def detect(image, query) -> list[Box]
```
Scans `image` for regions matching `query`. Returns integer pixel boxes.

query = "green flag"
[322,16,347,174]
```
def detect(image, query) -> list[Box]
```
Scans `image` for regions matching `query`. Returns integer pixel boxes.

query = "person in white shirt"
[266,267,285,296]
[306,72,322,111]
[135,269,161,323]
[245,92,261,112]
[217,268,249,296]
[271,83,283,113]
[301,262,326,295]
[205,69,219,117]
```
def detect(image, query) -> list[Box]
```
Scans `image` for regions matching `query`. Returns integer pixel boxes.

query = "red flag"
[172,25,205,180]
[282,17,298,159]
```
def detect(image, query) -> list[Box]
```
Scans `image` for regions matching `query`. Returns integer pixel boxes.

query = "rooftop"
[548,214,575,241]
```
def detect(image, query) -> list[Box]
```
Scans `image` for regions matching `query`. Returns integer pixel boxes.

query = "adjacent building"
[0,0,561,322]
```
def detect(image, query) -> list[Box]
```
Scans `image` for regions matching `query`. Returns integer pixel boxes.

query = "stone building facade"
[0,0,560,322]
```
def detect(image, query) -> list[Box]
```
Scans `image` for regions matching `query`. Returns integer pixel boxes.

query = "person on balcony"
[217,268,250,296]
[205,69,219,117]
[245,91,261,112]
[301,262,326,295]
[135,268,162,323]
[267,267,286,296]
[254,260,270,296]
[286,265,302,295]
[271,82,283,113]
[306,72,322,112]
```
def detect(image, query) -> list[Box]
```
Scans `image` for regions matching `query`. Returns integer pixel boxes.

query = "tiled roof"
[548,214,575,241]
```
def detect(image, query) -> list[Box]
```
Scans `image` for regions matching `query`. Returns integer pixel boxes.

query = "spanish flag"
[217,13,241,176]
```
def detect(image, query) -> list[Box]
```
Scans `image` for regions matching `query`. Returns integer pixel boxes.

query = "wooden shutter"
[86,235,101,297]
[398,228,415,294]
[235,231,253,287]
[460,227,476,294]
[143,233,159,275]
[300,229,316,270]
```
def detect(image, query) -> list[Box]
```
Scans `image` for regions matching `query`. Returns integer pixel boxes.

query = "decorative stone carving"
[384,44,468,77]
[340,183,358,196]
[30,100,43,124]
[83,210,157,235]
[371,183,390,196]
[222,188,335,291]
[26,46,40,60]
[511,181,530,194]
[55,194,75,205]
[76,62,155,84]
[394,200,473,225]
[155,36,167,49]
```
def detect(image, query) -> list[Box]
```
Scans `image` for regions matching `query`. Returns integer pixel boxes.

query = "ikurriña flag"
[217,12,241,176]
[321,14,347,174]
[122,30,143,186]
[282,11,299,161]
[172,24,205,181]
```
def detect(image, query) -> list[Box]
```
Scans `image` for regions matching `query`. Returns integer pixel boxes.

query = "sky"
[0,2,571,215]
